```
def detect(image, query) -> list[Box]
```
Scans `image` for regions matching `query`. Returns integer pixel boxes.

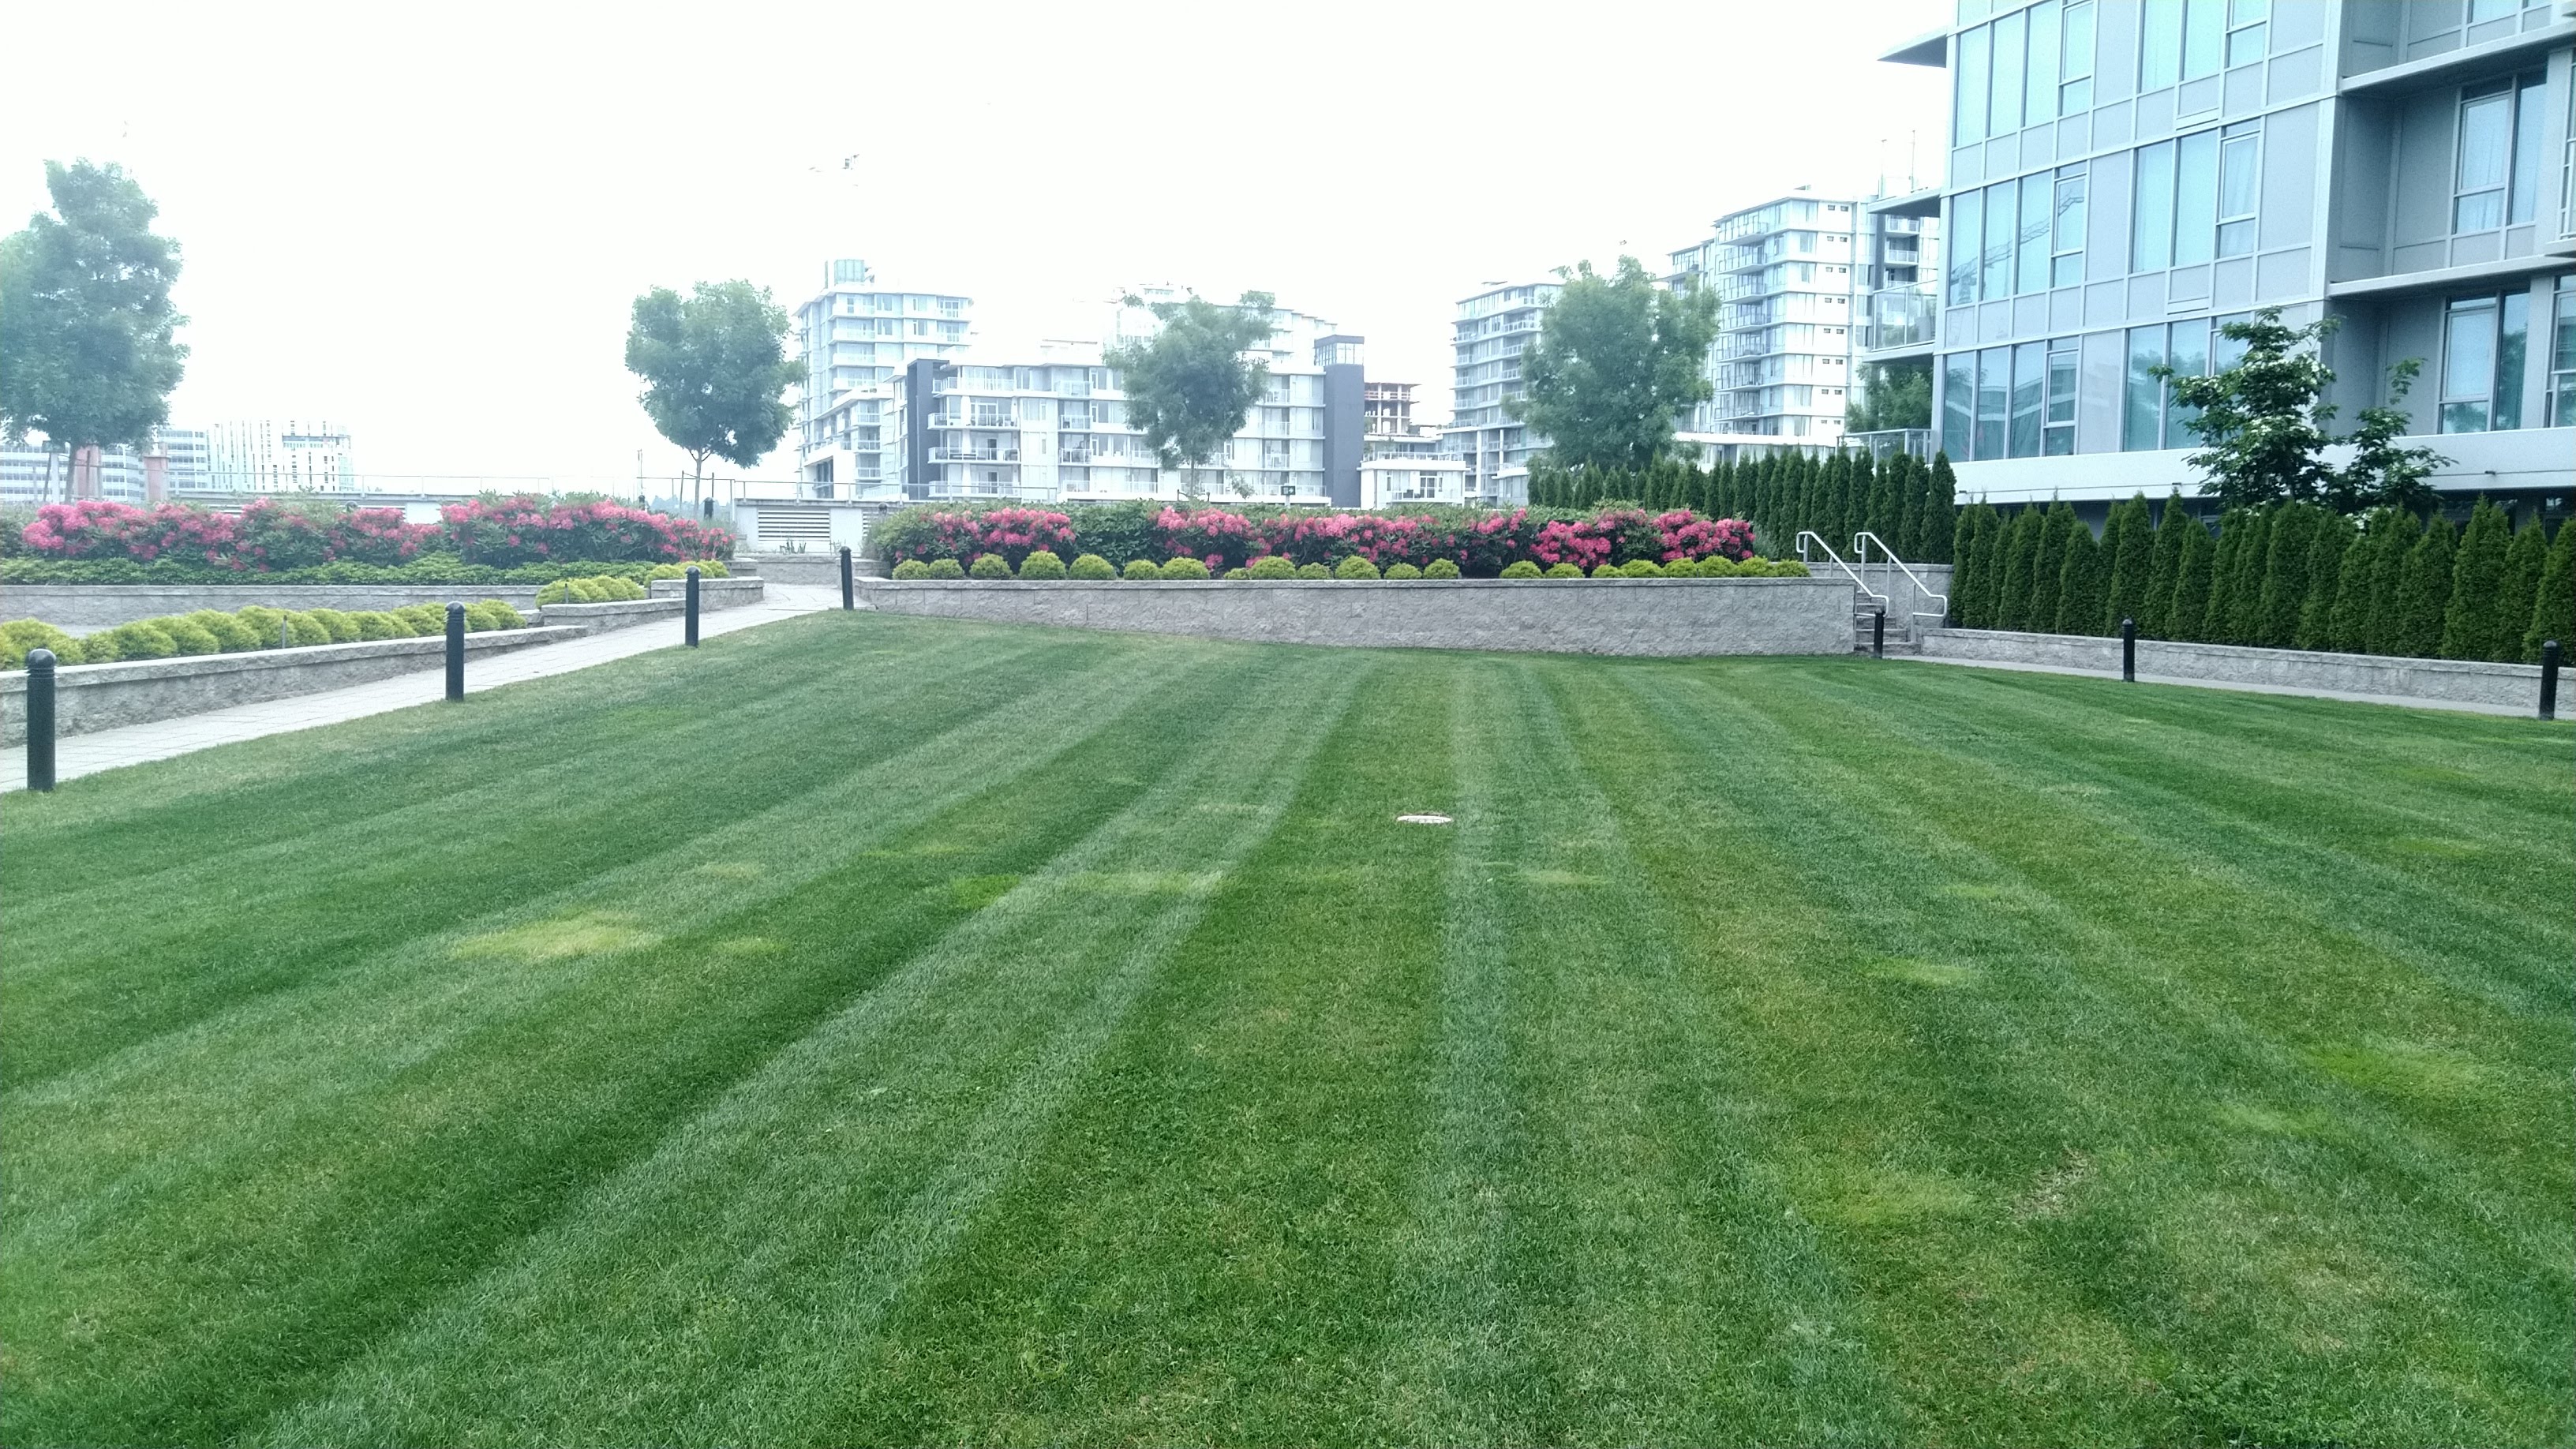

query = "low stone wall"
[0,582,546,633]
[858,577,1856,657]
[736,552,874,586]
[0,626,586,744]
[645,575,768,605]
[1919,627,2550,710]
[541,597,683,630]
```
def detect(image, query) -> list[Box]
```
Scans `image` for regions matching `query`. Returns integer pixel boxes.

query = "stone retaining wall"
[858,577,1856,657]
[541,598,684,630]
[1919,627,2550,710]
[736,552,876,586]
[645,575,768,605]
[0,627,586,744]
[0,582,547,633]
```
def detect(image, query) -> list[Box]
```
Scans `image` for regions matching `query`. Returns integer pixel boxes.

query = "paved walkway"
[4,585,846,792]
[1896,650,2539,717]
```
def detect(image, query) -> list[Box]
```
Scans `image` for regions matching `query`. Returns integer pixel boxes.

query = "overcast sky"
[2,0,1949,489]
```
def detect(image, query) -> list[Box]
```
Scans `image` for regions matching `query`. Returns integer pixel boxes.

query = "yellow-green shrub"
[1069,553,1117,579]
[1159,557,1212,579]
[1333,556,1381,580]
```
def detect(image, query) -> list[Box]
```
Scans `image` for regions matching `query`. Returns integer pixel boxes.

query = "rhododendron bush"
[13,496,732,572]
[875,500,1758,576]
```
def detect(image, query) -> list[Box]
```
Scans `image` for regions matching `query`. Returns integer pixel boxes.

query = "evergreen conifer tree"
[1967,504,2006,627]
[2204,509,2249,643]
[2391,518,2457,659]
[2361,509,2421,655]
[2054,522,2106,635]
[2142,493,2191,636]
[2101,494,2155,633]
[2438,497,2512,660]
[2027,501,2078,633]
[2256,503,2318,648]
[2327,510,2390,652]
[2522,522,2573,663]
[2295,510,2353,650]
[2491,517,2548,663]
[1818,452,1849,546]
[2166,507,2216,641]
[1950,498,1980,613]
[1995,507,2042,631]
[2223,507,2273,645]
[1925,454,1960,560]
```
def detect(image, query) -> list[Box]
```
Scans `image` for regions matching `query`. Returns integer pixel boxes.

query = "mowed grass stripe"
[765,659,1466,1443]
[0,627,1271,1446]
[1605,663,2570,1446]
[260,649,1367,1447]
[1,625,1080,1088]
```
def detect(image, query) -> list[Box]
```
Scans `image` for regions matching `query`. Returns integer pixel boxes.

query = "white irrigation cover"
[1395,813,1454,826]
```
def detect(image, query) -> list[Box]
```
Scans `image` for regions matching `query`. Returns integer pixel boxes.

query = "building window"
[2455,80,2515,231]
[2550,278,2576,428]
[1975,347,2010,459]
[2132,140,2177,271]
[2509,73,2548,225]
[2226,0,2268,66]
[2124,321,2209,449]
[2052,167,2088,285]
[2132,127,2237,269]
[2140,0,2223,89]
[2440,292,2530,432]
[2016,172,2051,295]
[2009,340,2046,456]
[2173,129,2218,265]
[1955,22,1990,146]
[1983,182,2016,298]
[1942,351,1974,456]
[2216,126,2260,256]
[1990,5,2027,138]
[2025,1,2061,124]
[2061,0,2096,113]
[2045,342,2079,455]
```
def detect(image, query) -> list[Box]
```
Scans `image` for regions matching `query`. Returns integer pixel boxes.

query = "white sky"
[2,0,1948,488]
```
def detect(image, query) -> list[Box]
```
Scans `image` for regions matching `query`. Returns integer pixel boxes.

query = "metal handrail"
[1794,531,1889,612]
[1850,531,1951,623]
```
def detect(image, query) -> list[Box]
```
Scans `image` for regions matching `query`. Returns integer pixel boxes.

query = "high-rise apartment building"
[1442,280,1563,506]
[206,420,357,492]
[793,259,973,494]
[1667,193,1870,452]
[1884,0,2574,516]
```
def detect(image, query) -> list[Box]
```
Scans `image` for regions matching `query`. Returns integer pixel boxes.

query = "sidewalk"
[1896,650,2540,717]
[2,585,845,792]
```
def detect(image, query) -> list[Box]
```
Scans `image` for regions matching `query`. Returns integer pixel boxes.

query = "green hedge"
[3,599,529,670]
[0,552,724,588]
[1952,493,2572,663]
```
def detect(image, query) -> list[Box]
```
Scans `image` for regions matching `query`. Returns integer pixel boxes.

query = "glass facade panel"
[1948,192,1983,303]
[2132,140,2176,271]
[1983,183,2016,299]
[2509,75,2546,224]
[2552,279,2576,428]
[2454,85,2510,232]
[1976,346,2011,460]
[2140,0,2181,88]
[2166,318,2209,446]
[1943,351,1975,456]
[1990,7,2026,137]
[2227,0,2269,66]
[2216,132,2259,256]
[2060,0,2095,112]
[2052,170,2087,286]
[1956,24,1990,146]
[2174,129,2218,265]
[2497,291,2528,431]
[2009,341,2046,457]
[2124,328,2166,450]
[2442,298,2499,432]
[2182,0,2224,78]
[2044,343,2079,455]
[2027,1,2061,124]
[2018,172,2052,294]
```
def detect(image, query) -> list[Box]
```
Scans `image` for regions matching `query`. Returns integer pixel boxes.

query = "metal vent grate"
[761,507,833,541]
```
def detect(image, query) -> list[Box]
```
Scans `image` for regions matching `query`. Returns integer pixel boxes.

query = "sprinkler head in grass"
[1396,813,1453,826]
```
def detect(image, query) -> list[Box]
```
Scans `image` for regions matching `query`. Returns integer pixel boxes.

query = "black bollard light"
[24,646,57,792]
[2121,616,2137,683]
[2542,639,2560,721]
[840,545,855,611]
[685,565,701,647]
[445,602,466,702]
[1871,608,1885,658]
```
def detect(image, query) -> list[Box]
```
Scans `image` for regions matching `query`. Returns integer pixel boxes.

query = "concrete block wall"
[1919,627,2552,711]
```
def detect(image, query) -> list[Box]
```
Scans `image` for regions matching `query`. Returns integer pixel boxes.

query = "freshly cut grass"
[3,612,2568,1447]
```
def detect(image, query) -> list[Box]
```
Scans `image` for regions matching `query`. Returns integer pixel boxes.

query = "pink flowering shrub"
[18,495,728,571]
[438,496,734,567]
[878,507,1076,569]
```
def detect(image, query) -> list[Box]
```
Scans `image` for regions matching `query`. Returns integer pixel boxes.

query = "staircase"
[1795,530,1949,657]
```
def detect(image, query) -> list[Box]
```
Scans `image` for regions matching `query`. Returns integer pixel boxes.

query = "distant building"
[205,420,358,492]
[1441,279,1563,506]
[792,260,974,495]
[0,444,148,504]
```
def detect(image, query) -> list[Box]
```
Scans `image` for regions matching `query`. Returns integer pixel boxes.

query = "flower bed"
[873,501,1759,578]
[8,496,736,576]
[890,549,1808,582]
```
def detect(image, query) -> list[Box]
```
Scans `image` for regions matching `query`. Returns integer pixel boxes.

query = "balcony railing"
[930,447,1020,462]
[1866,287,1938,350]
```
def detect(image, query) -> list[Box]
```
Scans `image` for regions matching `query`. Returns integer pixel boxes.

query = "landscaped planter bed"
[857,576,1855,656]
[0,582,549,632]
[0,627,585,743]
[1919,626,2551,710]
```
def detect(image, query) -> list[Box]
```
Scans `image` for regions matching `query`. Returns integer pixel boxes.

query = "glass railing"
[1865,288,1938,349]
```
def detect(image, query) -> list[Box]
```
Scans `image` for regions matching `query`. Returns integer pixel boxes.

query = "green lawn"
[6,612,2569,1447]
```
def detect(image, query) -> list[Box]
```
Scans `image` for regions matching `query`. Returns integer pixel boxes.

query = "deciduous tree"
[1513,256,1718,473]
[1102,290,1279,501]
[2159,309,2446,512]
[624,279,797,508]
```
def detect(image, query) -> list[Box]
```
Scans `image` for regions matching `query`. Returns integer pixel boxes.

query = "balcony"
[925,414,963,429]
[1863,287,1938,354]
[930,447,1019,462]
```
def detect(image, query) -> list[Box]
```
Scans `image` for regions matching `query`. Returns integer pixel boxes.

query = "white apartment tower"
[1666,193,1870,451]
[795,260,974,496]
[1441,280,1563,506]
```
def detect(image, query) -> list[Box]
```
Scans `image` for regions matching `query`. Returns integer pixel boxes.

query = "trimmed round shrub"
[304,608,361,642]
[1500,560,1543,579]
[1121,558,1162,580]
[155,619,223,655]
[234,605,288,641]
[1017,549,1067,580]
[186,609,266,651]
[103,621,178,659]
[1159,557,1212,580]
[969,552,1013,580]
[1334,556,1382,580]
[2,619,81,670]
[1069,553,1117,579]
[645,560,728,581]
[465,601,525,631]
[71,630,120,663]
[1767,559,1811,577]
[924,558,966,580]
[1222,566,1252,580]
[1383,561,1423,579]
[891,559,930,580]
[1249,555,1297,579]
[1544,562,1586,578]
[394,603,449,634]
[351,611,408,641]
[1295,562,1331,579]
[283,611,333,646]
[1423,558,1462,578]
[1620,559,1666,578]
[1590,563,1626,578]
